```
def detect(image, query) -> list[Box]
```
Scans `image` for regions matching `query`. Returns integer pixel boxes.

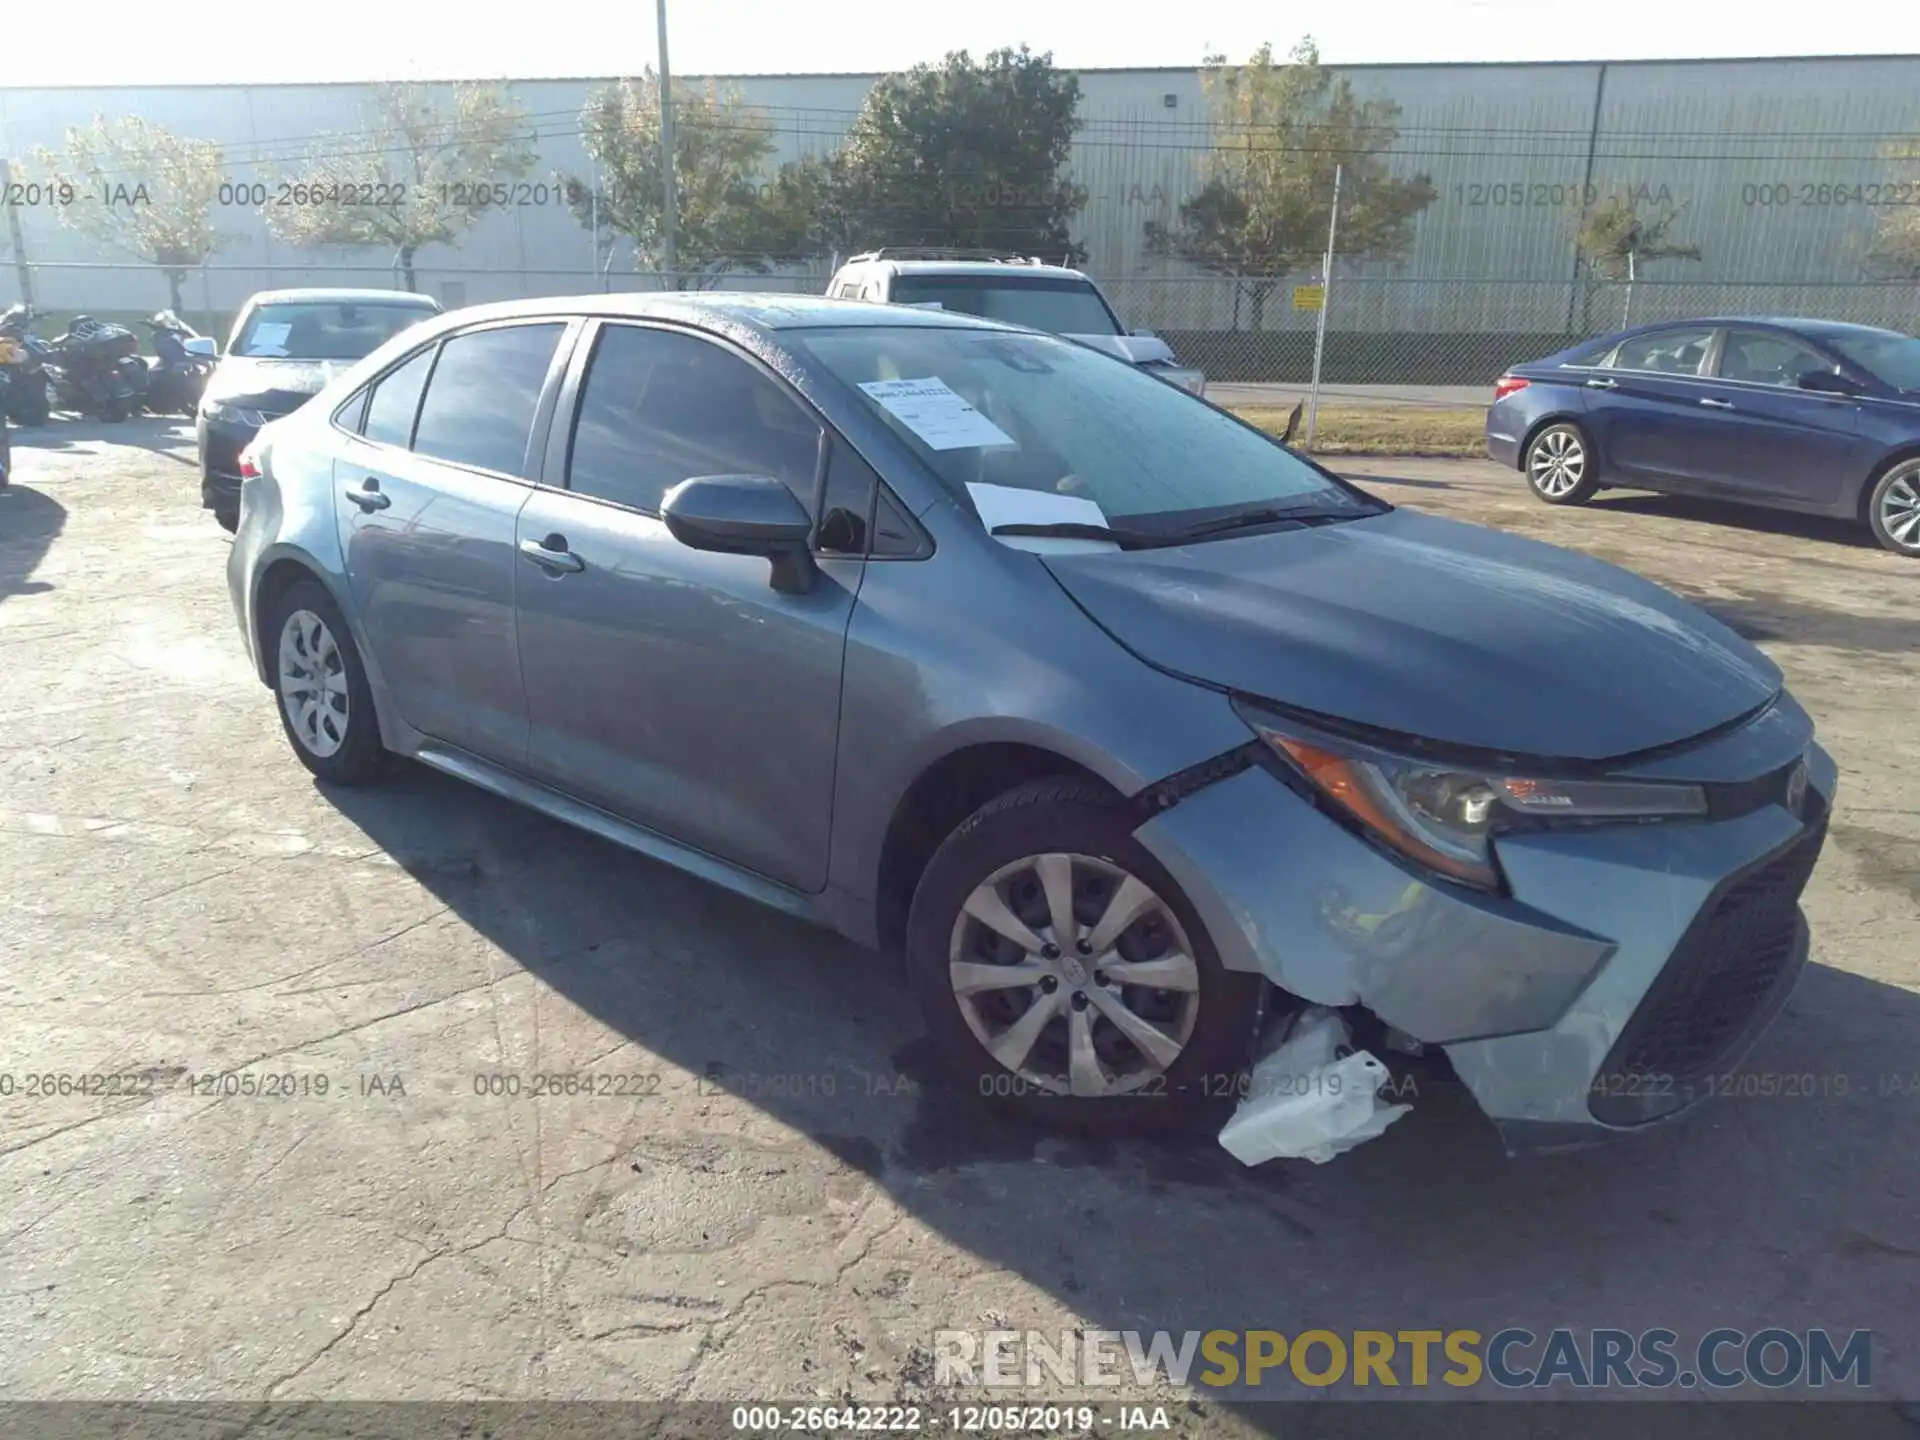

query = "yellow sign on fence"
[1292,284,1326,312]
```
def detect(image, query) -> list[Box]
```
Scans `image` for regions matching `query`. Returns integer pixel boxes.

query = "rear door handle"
[519,535,585,574]
[1584,377,1617,390]
[1699,397,1736,410]
[343,478,391,511]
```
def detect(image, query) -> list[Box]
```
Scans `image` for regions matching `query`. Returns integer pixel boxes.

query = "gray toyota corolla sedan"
[227,294,1835,1156]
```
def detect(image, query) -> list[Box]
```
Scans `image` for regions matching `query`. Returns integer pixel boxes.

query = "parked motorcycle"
[0,305,52,427]
[141,310,217,417]
[39,315,147,422]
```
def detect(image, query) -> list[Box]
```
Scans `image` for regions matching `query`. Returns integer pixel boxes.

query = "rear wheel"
[9,378,50,426]
[1525,422,1600,505]
[1867,459,1920,557]
[906,778,1261,1124]
[265,580,387,784]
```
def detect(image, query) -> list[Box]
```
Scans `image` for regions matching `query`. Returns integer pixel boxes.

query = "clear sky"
[9,0,1920,86]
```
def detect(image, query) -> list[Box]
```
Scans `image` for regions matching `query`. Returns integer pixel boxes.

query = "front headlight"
[204,399,267,428]
[1235,699,1708,891]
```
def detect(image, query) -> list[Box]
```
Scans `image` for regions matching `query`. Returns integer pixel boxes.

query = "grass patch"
[1229,404,1487,458]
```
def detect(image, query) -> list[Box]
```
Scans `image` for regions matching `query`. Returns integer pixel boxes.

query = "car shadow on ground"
[322,764,1920,1412]
[1590,491,1879,552]
[0,484,66,600]
[6,415,193,455]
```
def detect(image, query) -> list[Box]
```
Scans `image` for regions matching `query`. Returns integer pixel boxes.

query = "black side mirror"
[1798,370,1862,396]
[660,474,818,594]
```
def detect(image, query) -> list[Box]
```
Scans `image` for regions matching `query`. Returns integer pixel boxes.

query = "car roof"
[1610,316,1908,341]
[406,291,1036,335]
[244,288,443,307]
[853,260,1093,281]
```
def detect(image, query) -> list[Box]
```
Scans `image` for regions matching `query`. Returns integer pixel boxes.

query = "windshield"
[796,325,1368,533]
[1822,329,1920,391]
[888,274,1123,337]
[233,300,438,360]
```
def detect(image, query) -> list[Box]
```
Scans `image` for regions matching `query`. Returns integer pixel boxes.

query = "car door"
[512,320,870,894]
[1691,326,1864,509]
[1580,325,1721,486]
[332,319,574,766]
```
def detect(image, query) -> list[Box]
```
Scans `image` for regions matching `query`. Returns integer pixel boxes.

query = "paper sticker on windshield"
[965,483,1117,554]
[858,376,1016,451]
[246,322,292,355]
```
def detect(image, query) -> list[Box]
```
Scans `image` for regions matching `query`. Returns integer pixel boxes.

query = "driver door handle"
[343,478,391,511]
[519,535,585,574]
[1584,377,1617,390]
[1699,397,1736,410]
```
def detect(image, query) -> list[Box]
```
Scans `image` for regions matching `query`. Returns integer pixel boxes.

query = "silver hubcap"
[1529,428,1587,497]
[948,852,1201,1096]
[1880,466,1920,551]
[277,609,350,758]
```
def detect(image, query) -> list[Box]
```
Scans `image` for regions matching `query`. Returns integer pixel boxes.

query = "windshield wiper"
[989,521,1163,548]
[1171,502,1377,541]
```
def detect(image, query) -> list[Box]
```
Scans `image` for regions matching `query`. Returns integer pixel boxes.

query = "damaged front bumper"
[1134,698,1835,1157]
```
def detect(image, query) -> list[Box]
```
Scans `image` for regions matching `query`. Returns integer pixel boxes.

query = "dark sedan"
[1486,317,1920,555]
[199,288,441,530]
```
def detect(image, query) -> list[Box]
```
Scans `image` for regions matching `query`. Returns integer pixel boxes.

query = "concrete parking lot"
[2,420,1916,1412]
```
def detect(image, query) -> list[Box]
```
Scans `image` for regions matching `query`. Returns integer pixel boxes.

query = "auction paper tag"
[858,376,1016,451]
[246,322,292,355]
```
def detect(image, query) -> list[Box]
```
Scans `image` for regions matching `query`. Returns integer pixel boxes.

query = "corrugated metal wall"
[3,56,1918,318]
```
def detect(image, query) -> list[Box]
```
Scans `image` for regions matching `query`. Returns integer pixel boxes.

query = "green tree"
[264,83,536,292]
[1146,39,1436,329]
[1869,141,1920,277]
[564,73,815,289]
[826,47,1087,259]
[36,117,225,311]
[1574,192,1701,281]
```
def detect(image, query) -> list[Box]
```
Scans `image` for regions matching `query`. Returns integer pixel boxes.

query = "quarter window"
[1608,328,1714,376]
[566,324,821,515]
[359,347,435,447]
[410,323,564,477]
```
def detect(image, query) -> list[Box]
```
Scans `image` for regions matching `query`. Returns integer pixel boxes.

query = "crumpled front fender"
[1133,764,1615,1046]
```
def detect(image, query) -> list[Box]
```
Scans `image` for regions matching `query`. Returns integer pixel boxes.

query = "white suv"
[825,250,1205,397]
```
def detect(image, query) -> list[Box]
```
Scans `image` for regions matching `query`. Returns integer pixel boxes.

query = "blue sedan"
[1486,317,1920,555]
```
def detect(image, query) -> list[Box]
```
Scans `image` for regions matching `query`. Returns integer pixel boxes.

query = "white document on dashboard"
[858,376,1016,451]
[965,482,1119,554]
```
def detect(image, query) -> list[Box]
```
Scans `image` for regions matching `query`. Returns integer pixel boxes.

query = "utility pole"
[1303,163,1343,451]
[0,158,35,309]
[656,0,679,289]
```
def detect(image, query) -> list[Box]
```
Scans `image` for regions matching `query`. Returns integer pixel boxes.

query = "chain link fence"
[5,260,1915,391]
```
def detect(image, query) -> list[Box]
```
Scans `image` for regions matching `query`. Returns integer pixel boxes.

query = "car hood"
[205,356,353,411]
[1043,507,1781,762]
[1066,333,1184,367]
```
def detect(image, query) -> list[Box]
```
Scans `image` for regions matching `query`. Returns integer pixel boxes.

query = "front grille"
[1590,798,1828,1126]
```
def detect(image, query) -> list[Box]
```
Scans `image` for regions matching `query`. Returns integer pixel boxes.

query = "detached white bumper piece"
[1217,1008,1411,1166]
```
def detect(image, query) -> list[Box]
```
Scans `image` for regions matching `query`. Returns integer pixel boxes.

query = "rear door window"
[1608,328,1715,377]
[410,323,565,477]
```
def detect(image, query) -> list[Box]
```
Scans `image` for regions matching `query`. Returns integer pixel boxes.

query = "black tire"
[263,578,388,785]
[905,777,1263,1128]
[99,396,129,423]
[1865,458,1920,557]
[213,499,239,533]
[1524,421,1601,505]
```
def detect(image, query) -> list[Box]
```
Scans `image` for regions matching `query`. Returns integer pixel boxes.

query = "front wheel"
[265,579,388,784]
[1867,459,1920,557]
[905,778,1262,1123]
[1525,422,1600,505]
[9,378,50,426]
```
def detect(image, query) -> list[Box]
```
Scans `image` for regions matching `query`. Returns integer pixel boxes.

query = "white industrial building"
[3,53,1918,360]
